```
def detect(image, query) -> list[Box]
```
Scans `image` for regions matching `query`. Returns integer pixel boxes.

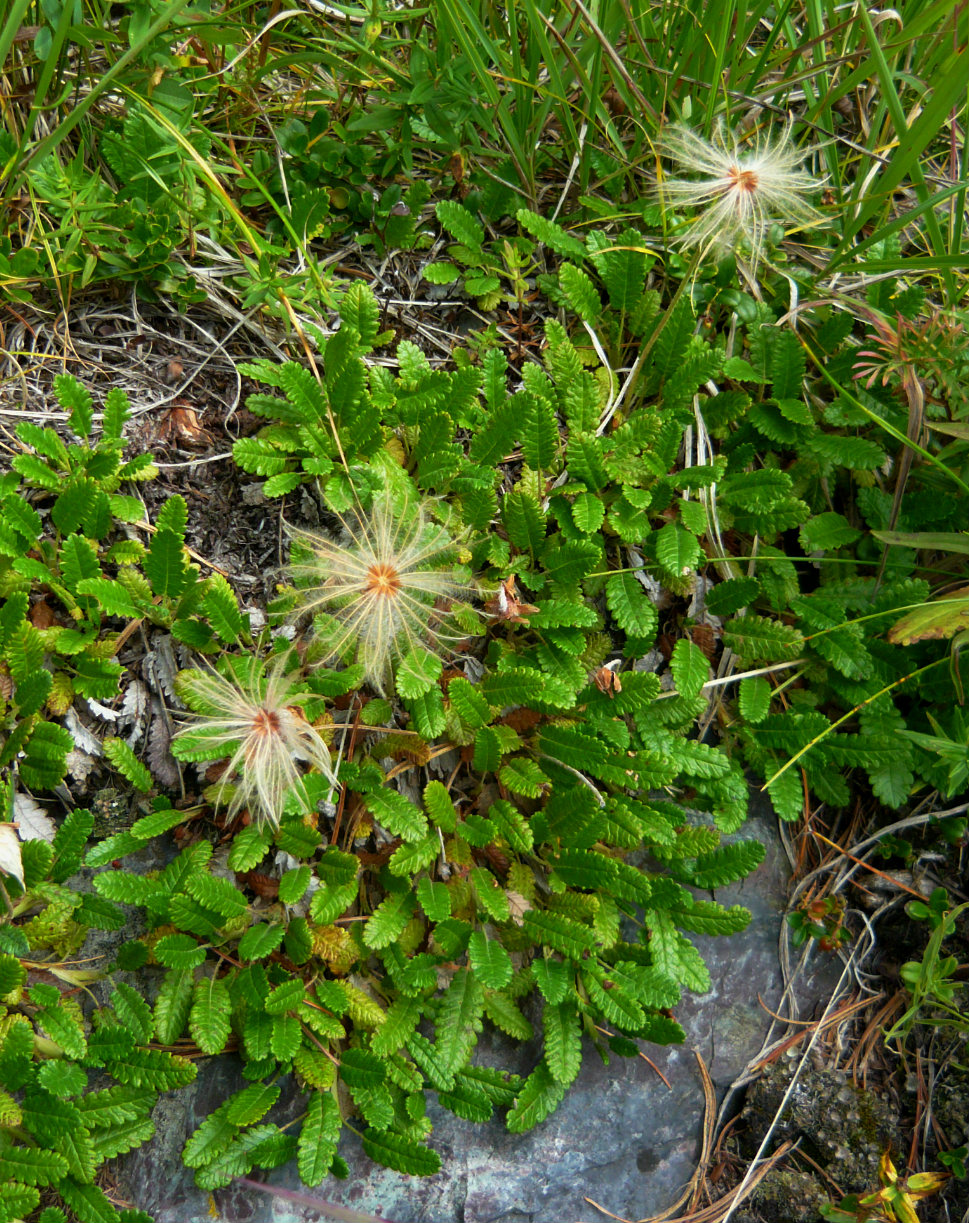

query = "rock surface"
[116,795,831,1223]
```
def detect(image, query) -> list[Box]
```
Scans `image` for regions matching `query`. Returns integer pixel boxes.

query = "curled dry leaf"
[65,749,99,788]
[0,823,24,890]
[13,792,57,842]
[65,708,103,757]
[147,707,181,789]
[483,574,539,623]
[592,665,623,696]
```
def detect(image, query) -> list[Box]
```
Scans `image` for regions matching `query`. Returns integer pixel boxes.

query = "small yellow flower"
[286,492,476,695]
[172,656,337,831]
[656,121,826,273]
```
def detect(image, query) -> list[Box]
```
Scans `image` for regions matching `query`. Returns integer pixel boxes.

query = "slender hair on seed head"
[171,653,337,832]
[285,490,477,695]
[655,120,827,275]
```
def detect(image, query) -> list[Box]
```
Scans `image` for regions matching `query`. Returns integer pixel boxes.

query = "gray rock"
[116,794,829,1223]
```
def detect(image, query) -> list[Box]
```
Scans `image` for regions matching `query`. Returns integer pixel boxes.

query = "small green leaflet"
[436,969,484,1073]
[670,638,709,700]
[531,957,572,1005]
[189,977,232,1056]
[467,931,513,989]
[361,1129,441,1177]
[365,788,428,842]
[506,1061,566,1133]
[297,1092,341,1187]
[542,1003,582,1086]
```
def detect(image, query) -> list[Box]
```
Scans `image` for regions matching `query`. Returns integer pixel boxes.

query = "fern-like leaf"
[361,1128,441,1176]
[506,1061,566,1133]
[297,1091,341,1187]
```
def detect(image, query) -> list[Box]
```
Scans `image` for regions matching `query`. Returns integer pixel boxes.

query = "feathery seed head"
[286,491,477,695]
[656,121,826,274]
[171,654,337,831]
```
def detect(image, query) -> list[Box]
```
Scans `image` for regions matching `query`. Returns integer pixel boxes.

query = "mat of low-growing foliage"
[1,213,967,1219]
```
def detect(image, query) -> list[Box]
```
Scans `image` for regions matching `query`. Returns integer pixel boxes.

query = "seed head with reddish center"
[286,491,477,695]
[172,655,337,831]
[655,121,826,274]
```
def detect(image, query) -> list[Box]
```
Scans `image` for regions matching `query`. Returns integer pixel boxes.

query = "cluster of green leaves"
[702,282,969,817]
[0,375,154,793]
[0,807,194,1223]
[82,729,758,1187]
[0,374,251,797]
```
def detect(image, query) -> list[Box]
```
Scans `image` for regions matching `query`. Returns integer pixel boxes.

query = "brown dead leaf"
[483,575,540,623]
[592,666,622,696]
[29,599,56,630]
[156,403,213,448]
[243,871,279,900]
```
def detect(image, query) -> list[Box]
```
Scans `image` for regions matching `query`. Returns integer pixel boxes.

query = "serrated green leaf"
[470,866,509,922]
[395,647,443,700]
[74,578,138,617]
[361,1128,441,1176]
[388,834,439,877]
[448,676,494,729]
[370,995,423,1058]
[237,922,286,961]
[36,1005,86,1060]
[502,487,546,554]
[57,1180,121,1223]
[144,528,189,598]
[363,891,415,950]
[738,674,771,723]
[278,865,312,905]
[416,876,451,921]
[339,1047,386,1090]
[506,1060,566,1133]
[722,615,803,663]
[521,393,559,473]
[182,1103,238,1169]
[486,798,533,853]
[89,1115,155,1161]
[551,849,618,891]
[153,969,195,1043]
[523,910,596,958]
[102,739,153,793]
[671,638,709,700]
[467,931,513,989]
[517,208,587,259]
[606,571,658,641]
[436,198,483,249]
[364,787,428,842]
[201,574,246,644]
[224,1083,281,1128]
[498,756,549,799]
[542,1002,582,1086]
[185,873,248,920]
[436,968,484,1073]
[644,910,710,993]
[111,982,153,1045]
[403,686,446,738]
[227,825,272,872]
[532,957,572,1005]
[270,1014,302,1061]
[189,976,232,1055]
[0,1145,69,1187]
[558,262,601,323]
[655,522,702,576]
[298,1090,341,1186]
